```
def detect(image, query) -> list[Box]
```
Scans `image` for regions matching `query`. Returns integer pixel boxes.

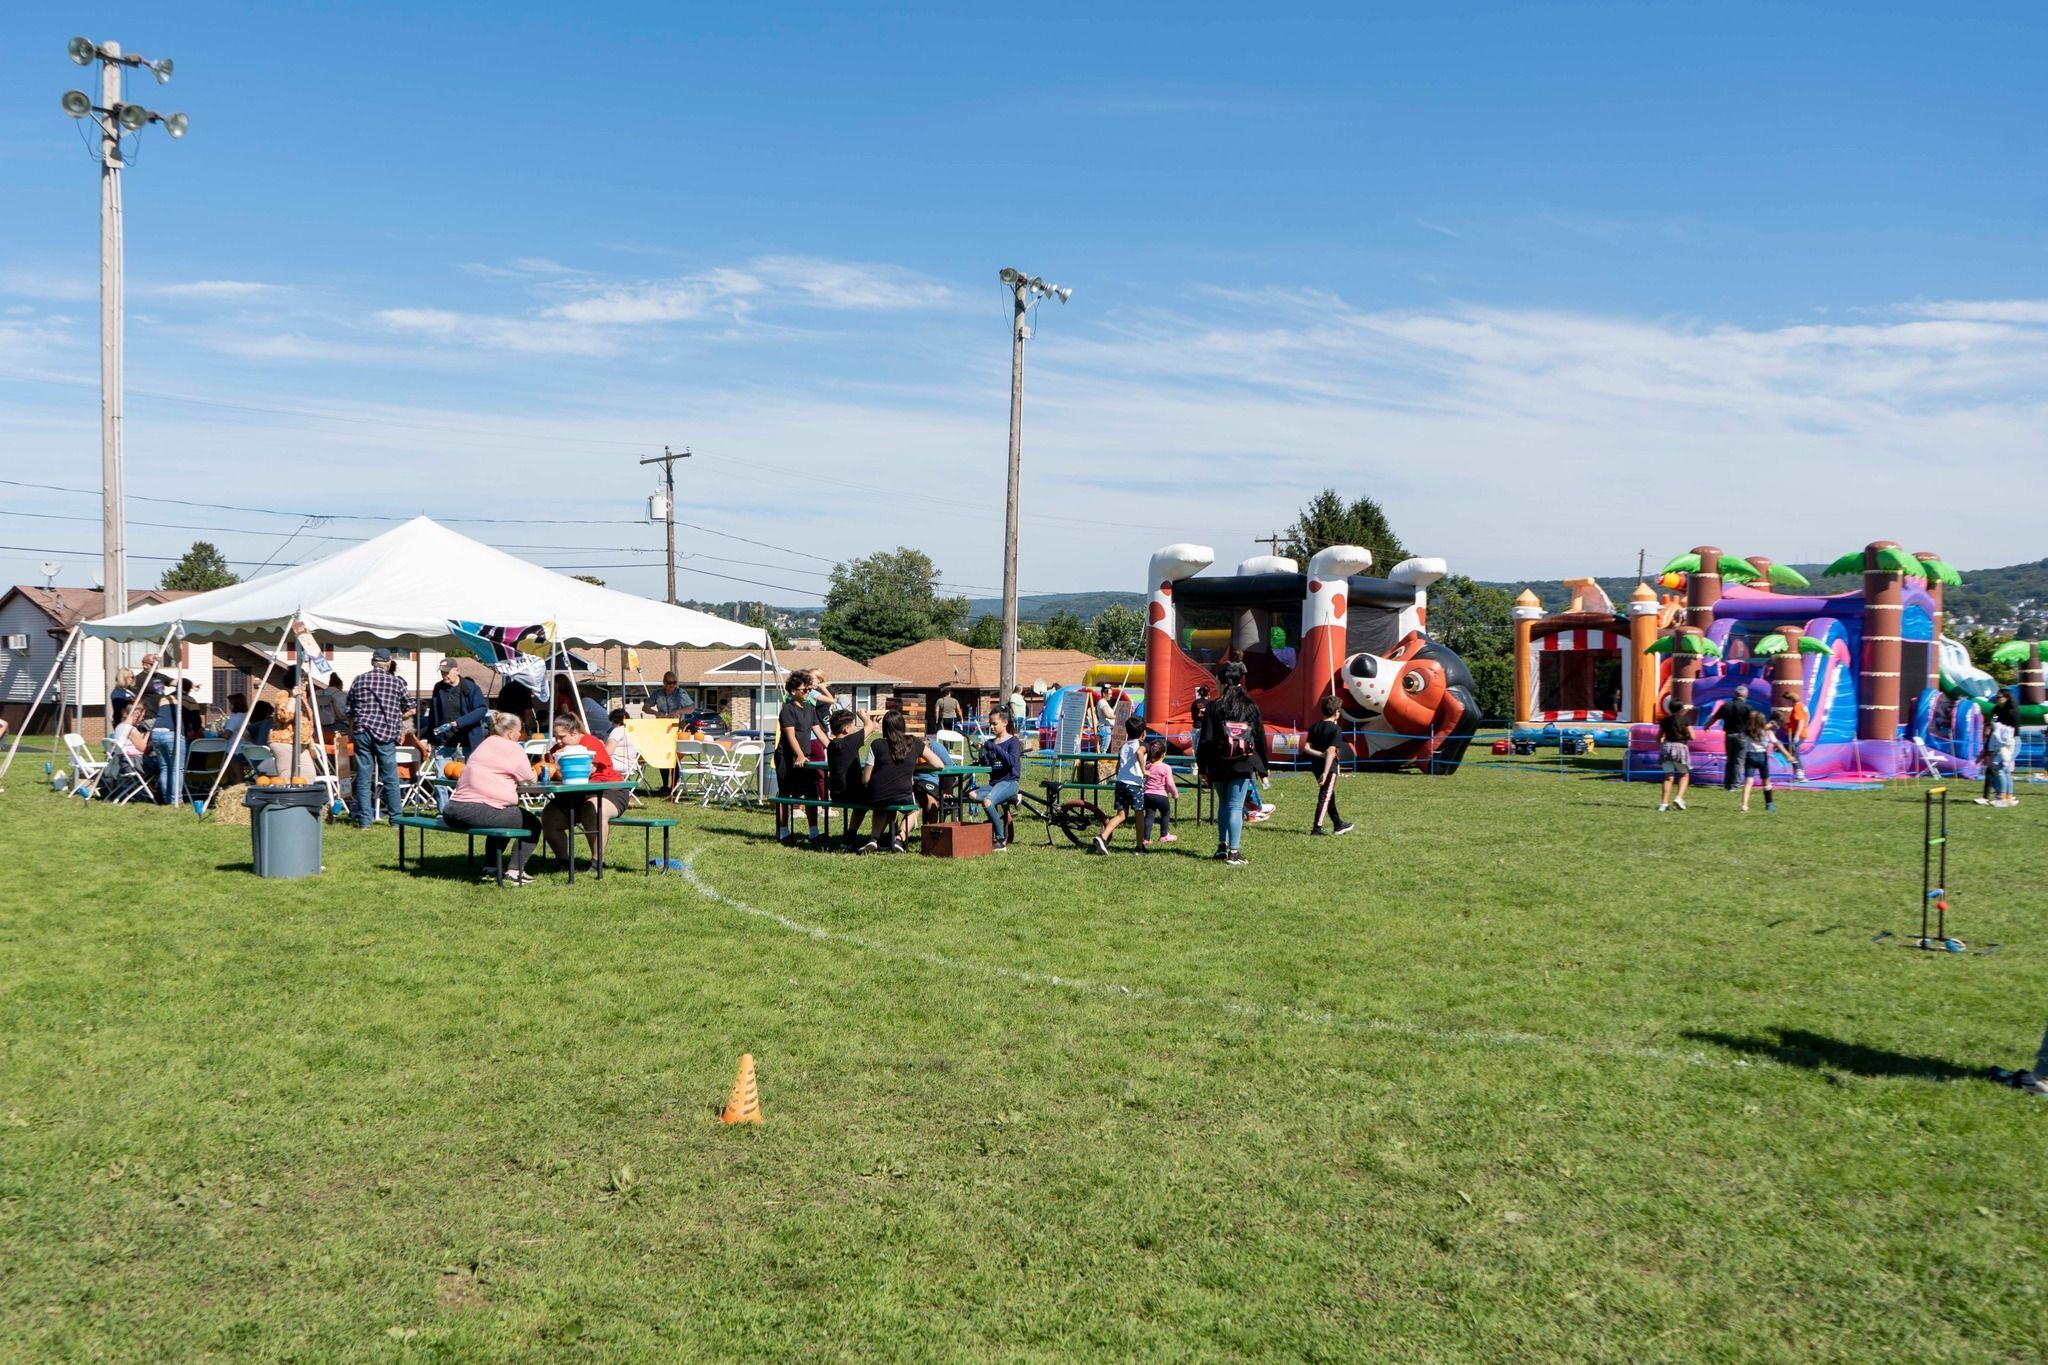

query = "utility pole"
[641,445,690,674]
[62,37,185,729]
[996,268,1071,711]
[1255,531,1288,557]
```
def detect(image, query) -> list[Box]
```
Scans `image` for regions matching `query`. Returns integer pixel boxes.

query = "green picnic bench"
[768,795,919,843]
[393,813,534,886]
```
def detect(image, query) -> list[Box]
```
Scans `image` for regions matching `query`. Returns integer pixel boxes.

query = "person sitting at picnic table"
[825,709,874,849]
[538,709,626,870]
[911,727,957,822]
[860,710,924,854]
[604,707,639,784]
[647,672,694,717]
[442,711,543,886]
[970,708,1025,850]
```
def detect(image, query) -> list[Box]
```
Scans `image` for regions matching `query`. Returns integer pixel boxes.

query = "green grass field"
[3,749,2046,1360]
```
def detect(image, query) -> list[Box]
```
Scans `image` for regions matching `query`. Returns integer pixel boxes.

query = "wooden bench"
[768,795,919,842]
[393,813,533,885]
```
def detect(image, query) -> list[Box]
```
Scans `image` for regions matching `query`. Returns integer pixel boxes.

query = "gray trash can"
[243,785,326,878]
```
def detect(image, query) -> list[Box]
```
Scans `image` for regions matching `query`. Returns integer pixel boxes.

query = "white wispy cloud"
[372,307,618,356]
[1906,299,2048,325]
[150,280,280,299]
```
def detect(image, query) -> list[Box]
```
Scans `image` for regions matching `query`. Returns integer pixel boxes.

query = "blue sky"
[3,1,2046,604]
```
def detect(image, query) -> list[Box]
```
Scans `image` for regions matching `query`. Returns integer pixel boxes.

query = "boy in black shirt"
[1304,694,1355,836]
[824,709,872,850]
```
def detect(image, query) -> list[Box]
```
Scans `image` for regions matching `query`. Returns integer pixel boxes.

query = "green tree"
[1089,602,1146,659]
[1035,608,1091,652]
[569,574,606,587]
[158,541,239,593]
[819,547,968,662]
[963,614,1002,649]
[1428,574,1516,719]
[1279,490,1408,568]
[748,603,791,651]
[1962,627,2017,684]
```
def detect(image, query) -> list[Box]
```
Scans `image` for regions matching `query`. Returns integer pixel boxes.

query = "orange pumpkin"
[443,760,465,778]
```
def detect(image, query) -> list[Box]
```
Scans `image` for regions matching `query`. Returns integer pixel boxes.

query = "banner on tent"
[292,621,335,684]
[450,619,557,696]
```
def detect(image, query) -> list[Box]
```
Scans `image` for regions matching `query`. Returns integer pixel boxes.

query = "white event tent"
[0,518,776,801]
[81,516,767,651]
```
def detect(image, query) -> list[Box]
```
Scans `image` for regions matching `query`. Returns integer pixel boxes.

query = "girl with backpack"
[1197,662,1269,866]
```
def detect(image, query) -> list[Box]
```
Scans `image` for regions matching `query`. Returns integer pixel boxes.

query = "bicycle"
[1004,778,1109,847]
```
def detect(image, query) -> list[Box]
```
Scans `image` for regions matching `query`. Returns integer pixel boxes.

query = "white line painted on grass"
[678,851,1718,1068]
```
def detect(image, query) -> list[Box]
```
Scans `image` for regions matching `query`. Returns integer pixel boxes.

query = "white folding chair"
[63,733,105,788]
[701,739,763,808]
[400,746,447,812]
[98,741,154,805]
[671,739,715,801]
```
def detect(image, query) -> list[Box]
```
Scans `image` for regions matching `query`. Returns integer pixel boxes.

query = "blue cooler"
[557,750,594,783]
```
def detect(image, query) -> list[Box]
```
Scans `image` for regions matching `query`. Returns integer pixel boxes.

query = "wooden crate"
[920,820,993,859]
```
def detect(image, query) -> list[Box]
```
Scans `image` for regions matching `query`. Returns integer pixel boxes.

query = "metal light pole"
[996,268,1070,711]
[62,37,186,729]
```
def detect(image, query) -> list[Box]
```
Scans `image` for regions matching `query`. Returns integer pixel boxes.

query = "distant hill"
[961,591,1146,623]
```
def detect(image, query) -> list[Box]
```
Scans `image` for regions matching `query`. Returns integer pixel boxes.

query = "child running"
[1137,738,1178,851]
[1303,694,1355,836]
[1657,701,1693,812]
[1091,715,1150,854]
[1738,709,1793,813]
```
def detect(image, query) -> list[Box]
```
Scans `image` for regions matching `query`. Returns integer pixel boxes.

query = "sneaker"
[1673,800,1686,811]
[1212,849,1229,861]
[1310,827,1327,836]
[1657,803,1670,813]
[1249,810,1272,823]
[991,839,1008,852]
[857,839,879,854]
[1332,822,1355,836]
[1973,797,1992,806]
[1225,850,1249,866]
[778,830,797,842]
[1996,797,2020,809]
[1765,801,1776,812]
[1160,833,1178,844]
[1090,835,1109,855]
[889,839,909,854]
[1135,843,1151,854]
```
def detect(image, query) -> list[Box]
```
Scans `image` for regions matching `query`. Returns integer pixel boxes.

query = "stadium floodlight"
[116,102,147,131]
[69,36,97,66]
[62,89,92,117]
[151,57,173,84]
[162,111,188,139]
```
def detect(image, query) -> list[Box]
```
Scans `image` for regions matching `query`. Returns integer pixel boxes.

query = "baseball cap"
[371,647,395,663]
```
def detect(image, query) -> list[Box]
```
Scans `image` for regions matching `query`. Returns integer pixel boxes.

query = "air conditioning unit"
[3,634,29,651]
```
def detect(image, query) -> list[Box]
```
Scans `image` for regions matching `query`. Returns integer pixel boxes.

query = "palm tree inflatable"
[1991,640,2047,709]
[1822,541,1926,743]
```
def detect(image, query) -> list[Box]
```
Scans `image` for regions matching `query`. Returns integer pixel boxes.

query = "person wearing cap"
[424,659,490,756]
[421,658,489,813]
[347,648,414,827]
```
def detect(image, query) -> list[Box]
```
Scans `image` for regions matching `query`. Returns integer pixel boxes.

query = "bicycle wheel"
[1052,800,1106,847]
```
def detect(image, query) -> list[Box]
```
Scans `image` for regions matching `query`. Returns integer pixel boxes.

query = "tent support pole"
[172,627,188,808]
[0,625,82,788]
[196,618,296,817]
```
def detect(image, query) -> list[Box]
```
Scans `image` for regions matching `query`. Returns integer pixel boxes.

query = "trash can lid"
[243,784,331,810]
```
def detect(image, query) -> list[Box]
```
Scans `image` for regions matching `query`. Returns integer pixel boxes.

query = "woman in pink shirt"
[443,711,542,884]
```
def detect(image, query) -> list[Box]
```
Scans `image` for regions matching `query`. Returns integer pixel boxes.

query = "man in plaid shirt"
[347,648,415,827]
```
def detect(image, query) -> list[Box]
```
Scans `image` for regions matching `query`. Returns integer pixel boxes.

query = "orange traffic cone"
[720,1053,763,1125]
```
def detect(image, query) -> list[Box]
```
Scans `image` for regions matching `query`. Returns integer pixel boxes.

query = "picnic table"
[434,775,637,883]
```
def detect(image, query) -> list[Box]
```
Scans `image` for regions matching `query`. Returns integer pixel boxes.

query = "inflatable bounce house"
[1507,576,1669,749]
[1142,543,1478,772]
[1620,541,1984,783]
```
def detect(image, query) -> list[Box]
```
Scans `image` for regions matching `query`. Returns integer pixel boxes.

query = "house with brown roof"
[865,639,1098,731]
[0,586,205,738]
